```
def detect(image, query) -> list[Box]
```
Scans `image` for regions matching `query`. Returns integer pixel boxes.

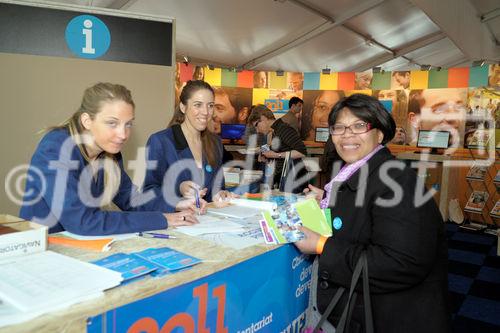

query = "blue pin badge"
[333,217,343,230]
[205,165,213,173]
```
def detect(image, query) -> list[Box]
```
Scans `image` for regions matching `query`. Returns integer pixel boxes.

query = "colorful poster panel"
[406,88,467,147]
[489,64,500,87]
[354,70,373,90]
[390,71,411,90]
[301,90,345,141]
[372,89,409,145]
[287,72,304,99]
[213,87,253,133]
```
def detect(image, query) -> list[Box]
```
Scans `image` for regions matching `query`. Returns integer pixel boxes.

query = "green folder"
[294,198,333,236]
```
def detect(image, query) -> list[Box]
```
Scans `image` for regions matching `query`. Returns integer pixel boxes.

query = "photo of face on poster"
[301,90,345,141]
[213,87,252,133]
[407,88,467,147]
[192,65,205,81]
[464,88,498,148]
[287,72,303,94]
[391,71,411,90]
[489,64,500,87]
[254,71,269,88]
[372,89,409,145]
[354,70,373,90]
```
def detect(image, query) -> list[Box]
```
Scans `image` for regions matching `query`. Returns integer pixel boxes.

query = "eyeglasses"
[330,122,372,135]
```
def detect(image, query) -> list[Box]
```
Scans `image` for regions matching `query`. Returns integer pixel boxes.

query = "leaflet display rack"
[460,146,499,233]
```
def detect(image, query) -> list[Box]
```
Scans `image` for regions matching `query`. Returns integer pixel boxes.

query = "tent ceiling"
[22,0,500,72]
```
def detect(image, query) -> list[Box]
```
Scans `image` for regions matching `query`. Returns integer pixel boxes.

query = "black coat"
[317,147,450,333]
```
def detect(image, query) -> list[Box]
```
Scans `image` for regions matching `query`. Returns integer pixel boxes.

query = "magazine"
[464,191,489,212]
[93,247,202,281]
[466,165,488,180]
[490,200,500,218]
[259,198,332,244]
[494,170,500,183]
[465,129,491,148]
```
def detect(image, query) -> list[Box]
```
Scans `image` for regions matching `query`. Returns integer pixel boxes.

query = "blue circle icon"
[333,217,343,230]
[205,165,213,173]
[65,15,110,58]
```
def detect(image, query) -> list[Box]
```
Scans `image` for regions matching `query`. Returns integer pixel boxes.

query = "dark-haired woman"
[144,80,232,207]
[297,94,449,332]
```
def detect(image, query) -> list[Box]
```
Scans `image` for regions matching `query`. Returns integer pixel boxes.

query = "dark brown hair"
[168,80,220,167]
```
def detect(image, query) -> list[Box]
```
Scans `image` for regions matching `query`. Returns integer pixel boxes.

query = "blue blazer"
[144,125,224,203]
[19,129,172,235]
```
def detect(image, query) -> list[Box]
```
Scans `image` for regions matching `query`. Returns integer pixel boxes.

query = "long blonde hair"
[168,80,220,167]
[53,82,135,206]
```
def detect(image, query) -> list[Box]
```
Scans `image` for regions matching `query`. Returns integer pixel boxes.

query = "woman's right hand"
[163,211,198,227]
[303,184,324,203]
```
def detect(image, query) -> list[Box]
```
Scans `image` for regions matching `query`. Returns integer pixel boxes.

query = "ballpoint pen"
[137,232,177,239]
[194,187,201,216]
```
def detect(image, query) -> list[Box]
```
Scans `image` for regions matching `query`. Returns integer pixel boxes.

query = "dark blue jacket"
[144,125,224,203]
[19,129,171,235]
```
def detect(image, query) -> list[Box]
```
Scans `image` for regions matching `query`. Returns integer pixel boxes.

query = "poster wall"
[176,62,500,148]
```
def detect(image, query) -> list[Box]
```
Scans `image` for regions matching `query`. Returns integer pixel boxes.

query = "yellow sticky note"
[319,72,338,90]
[252,88,270,105]
[204,66,222,86]
[410,70,428,89]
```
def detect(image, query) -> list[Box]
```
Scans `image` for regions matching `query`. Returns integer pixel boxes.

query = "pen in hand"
[138,232,177,239]
[194,186,201,216]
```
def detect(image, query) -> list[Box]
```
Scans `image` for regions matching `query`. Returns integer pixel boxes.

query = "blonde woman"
[20,83,198,235]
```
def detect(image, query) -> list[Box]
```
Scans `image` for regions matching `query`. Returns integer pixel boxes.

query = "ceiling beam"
[240,0,385,69]
[481,8,500,23]
[350,31,447,71]
[108,0,136,10]
[410,0,500,61]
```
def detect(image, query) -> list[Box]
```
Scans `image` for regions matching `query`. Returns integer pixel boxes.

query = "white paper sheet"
[59,231,136,241]
[0,251,121,313]
[175,215,245,236]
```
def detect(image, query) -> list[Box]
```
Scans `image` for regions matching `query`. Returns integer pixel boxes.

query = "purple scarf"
[320,145,384,209]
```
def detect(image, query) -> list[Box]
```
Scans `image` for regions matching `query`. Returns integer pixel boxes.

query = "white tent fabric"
[21,0,500,71]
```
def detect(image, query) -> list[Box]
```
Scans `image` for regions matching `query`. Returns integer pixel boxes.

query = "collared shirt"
[19,129,169,235]
[144,124,225,203]
[270,119,307,187]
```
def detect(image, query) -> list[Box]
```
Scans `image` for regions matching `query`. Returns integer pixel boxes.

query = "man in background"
[280,96,303,134]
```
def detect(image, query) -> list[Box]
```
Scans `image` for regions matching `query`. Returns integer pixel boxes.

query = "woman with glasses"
[297,94,449,332]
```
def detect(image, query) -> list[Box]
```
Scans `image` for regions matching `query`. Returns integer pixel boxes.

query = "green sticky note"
[294,198,332,236]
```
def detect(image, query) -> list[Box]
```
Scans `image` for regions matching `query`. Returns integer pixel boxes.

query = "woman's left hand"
[212,190,239,208]
[294,226,322,254]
